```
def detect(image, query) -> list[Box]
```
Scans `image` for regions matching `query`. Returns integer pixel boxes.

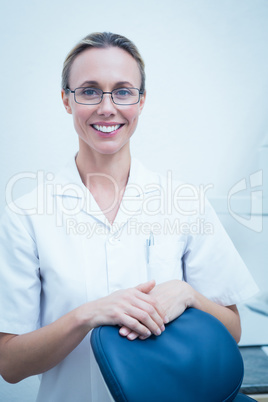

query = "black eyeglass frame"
[65,87,144,106]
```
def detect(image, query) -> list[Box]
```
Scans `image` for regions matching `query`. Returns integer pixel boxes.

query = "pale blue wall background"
[0,0,267,400]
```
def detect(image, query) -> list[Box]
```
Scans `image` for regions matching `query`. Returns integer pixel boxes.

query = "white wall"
[1,0,268,205]
[0,0,267,400]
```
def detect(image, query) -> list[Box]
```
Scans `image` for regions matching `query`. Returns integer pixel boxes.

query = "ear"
[139,90,146,115]
[61,89,73,114]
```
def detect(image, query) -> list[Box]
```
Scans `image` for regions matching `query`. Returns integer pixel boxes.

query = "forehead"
[69,47,141,88]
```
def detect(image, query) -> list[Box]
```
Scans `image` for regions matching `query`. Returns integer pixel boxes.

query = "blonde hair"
[62,32,145,93]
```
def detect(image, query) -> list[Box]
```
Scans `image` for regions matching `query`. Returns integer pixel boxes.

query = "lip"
[91,122,125,138]
[92,122,124,126]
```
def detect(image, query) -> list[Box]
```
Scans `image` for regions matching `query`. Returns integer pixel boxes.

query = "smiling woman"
[62,46,146,162]
[0,32,259,402]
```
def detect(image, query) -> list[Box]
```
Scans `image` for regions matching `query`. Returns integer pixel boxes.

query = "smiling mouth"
[92,124,123,133]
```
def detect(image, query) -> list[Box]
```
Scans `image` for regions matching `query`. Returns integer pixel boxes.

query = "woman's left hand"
[119,280,198,340]
[119,279,242,343]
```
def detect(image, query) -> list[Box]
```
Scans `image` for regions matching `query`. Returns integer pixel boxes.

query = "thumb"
[136,280,156,294]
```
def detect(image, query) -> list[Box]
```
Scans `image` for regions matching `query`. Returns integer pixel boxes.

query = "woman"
[0,32,258,401]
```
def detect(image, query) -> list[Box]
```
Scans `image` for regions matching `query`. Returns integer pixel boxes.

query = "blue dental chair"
[91,308,255,402]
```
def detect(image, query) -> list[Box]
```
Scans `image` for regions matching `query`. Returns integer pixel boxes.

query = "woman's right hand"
[91,280,165,339]
[0,281,165,384]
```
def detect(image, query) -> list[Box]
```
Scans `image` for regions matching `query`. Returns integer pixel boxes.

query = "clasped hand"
[118,279,195,341]
[94,280,165,340]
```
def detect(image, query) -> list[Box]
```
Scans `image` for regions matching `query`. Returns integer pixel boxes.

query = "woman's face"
[62,46,146,157]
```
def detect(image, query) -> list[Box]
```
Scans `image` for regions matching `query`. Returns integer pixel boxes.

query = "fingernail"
[128,333,136,340]
[164,316,169,324]
[147,330,152,337]
[156,328,161,336]
[161,324,165,331]
[120,328,128,336]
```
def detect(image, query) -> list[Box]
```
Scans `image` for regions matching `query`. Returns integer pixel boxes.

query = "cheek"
[72,107,94,132]
[123,106,140,124]
[71,109,91,137]
[73,107,90,121]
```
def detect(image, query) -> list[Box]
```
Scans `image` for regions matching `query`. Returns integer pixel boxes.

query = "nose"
[96,93,117,117]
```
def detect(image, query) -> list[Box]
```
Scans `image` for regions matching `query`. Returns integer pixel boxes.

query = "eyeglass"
[66,87,144,105]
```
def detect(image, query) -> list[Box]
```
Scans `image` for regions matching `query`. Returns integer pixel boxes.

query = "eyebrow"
[79,80,135,88]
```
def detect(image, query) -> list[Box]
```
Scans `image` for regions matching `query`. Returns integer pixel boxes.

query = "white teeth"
[93,124,121,133]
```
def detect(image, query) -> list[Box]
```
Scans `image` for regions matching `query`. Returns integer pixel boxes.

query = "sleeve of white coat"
[182,198,259,306]
[0,206,41,334]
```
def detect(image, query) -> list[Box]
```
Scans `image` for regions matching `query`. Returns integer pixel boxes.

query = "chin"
[96,141,130,156]
[79,136,131,157]
[98,147,126,156]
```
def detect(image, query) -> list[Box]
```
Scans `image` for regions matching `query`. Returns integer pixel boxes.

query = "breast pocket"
[147,240,185,284]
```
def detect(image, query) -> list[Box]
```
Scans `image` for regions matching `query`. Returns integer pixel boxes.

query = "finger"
[126,305,164,336]
[134,299,164,332]
[134,291,166,324]
[128,331,153,341]
[119,326,132,337]
[148,294,166,321]
[139,334,151,340]
[127,332,139,341]
[119,327,141,341]
[116,288,164,330]
[135,280,156,294]
[127,331,152,341]
[119,314,152,338]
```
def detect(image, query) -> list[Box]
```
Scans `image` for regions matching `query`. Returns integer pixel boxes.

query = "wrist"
[73,300,99,333]
[185,283,201,310]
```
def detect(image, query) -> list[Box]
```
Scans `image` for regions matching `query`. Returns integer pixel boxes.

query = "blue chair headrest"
[91,308,244,402]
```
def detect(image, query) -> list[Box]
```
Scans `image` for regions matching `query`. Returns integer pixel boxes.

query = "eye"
[82,88,100,97]
[76,87,102,99]
[113,88,133,97]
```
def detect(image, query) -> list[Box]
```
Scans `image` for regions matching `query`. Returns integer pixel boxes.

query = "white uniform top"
[0,156,258,401]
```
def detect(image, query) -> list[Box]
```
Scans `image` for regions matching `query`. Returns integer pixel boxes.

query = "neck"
[75,143,131,192]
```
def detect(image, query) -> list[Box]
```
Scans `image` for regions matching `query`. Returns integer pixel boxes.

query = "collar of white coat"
[51,154,160,229]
